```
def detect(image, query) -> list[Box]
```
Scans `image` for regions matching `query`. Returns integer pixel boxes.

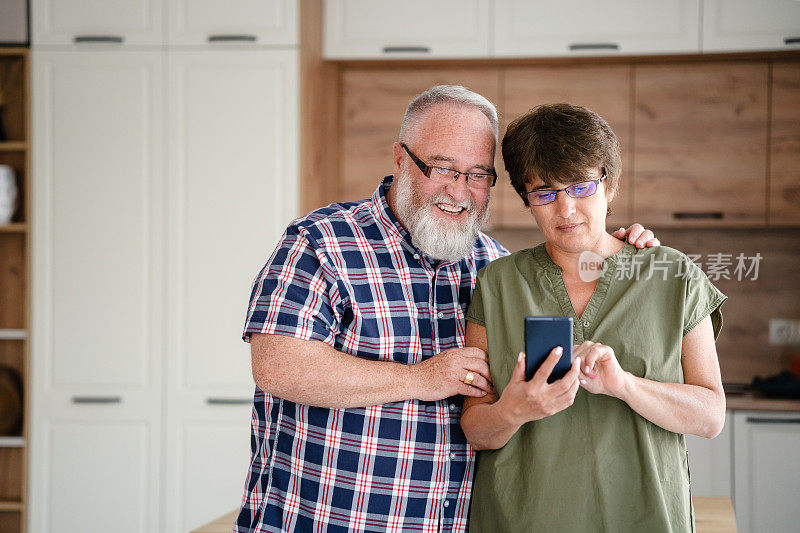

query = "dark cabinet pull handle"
[72,396,122,404]
[569,43,619,51]
[206,398,251,405]
[747,417,800,424]
[382,46,431,54]
[785,37,800,45]
[672,212,724,220]
[74,36,124,44]
[208,35,257,43]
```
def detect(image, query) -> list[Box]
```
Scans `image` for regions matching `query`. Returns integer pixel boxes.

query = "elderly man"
[233,85,657,533]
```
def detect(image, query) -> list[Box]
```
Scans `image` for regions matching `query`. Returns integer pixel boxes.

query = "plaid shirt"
[234,176,507,533]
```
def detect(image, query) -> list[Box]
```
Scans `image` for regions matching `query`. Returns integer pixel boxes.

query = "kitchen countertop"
[193,497,737,533]
[725,392,800,412]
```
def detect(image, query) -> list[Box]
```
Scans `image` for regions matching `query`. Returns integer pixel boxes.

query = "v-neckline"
[531,242,636,324]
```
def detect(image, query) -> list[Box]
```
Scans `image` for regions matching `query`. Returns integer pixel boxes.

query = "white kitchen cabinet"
[685,412,732,497]
[493,0,701,57]
[30,31,299,533]
[703,0,800,52]
[30,50,165,532]
[31,0,164,46]
[163,49,298,532]
[733,410,800,533]
[167,0,298,46]
[323,0,491,59]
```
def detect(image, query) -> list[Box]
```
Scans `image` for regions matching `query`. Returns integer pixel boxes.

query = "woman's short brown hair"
[502,103,621,207]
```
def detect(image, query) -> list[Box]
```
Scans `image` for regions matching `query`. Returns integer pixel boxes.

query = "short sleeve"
[466,274,487,327]
[242,226,339,346]
[682,257,727,339]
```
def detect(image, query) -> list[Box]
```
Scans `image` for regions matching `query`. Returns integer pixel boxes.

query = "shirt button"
[443,500,450,508]
[450,452,457,460]
[449,404,456,411]
[583,321,590,328]
[438,312,444,319]
[413,253,420,260]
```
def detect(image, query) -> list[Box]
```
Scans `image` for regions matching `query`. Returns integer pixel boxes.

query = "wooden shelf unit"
[0,47,30,533]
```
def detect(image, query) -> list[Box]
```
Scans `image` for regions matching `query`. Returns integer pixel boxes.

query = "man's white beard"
[393,173,490,262]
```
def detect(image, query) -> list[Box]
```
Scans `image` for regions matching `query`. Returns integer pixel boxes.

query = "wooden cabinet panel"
[340,68,502,224]
[770,61,800,226]
[633,62,768,227]
[500,65,632,230]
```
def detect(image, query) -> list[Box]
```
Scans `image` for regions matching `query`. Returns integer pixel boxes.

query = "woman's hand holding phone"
[496,347,582,426]
[575,341,630,398]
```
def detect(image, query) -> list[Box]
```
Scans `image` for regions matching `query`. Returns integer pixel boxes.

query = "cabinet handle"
[672,212,724,220]
[382,46,431,54]
[74,36,124,44]
[786,37,800,45]
[208,35,257,43]
[569,43,619,51]
[72,396,122,404]
[206,398,251,405]
[747,417,800,424]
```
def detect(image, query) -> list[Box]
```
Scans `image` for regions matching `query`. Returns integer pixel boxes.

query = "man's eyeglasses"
[524,171,607,206]
[401,143,497,189]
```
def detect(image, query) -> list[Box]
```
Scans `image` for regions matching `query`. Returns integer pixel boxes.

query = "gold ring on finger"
[463,371,475,386]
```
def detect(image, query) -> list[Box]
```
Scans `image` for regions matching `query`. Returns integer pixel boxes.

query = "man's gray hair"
[398,85,499,143]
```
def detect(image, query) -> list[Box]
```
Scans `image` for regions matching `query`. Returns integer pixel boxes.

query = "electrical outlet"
[769,319,800,346]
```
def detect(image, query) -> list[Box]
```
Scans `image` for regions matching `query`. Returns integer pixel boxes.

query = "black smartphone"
[524,316,573,382]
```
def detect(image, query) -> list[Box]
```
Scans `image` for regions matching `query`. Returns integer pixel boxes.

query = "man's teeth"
[436,203,464,215]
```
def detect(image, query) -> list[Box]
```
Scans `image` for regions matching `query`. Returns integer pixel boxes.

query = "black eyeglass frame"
[522,170,608,206]
[400,143,498,188]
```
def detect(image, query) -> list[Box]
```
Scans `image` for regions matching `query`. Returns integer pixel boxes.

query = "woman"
[461,103,726,532]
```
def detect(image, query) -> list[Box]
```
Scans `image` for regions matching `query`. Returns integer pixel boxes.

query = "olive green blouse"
[465,242,726,533]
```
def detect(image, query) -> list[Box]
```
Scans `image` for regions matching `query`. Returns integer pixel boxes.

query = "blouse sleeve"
[465,273,487,327]
[681,256,727,339]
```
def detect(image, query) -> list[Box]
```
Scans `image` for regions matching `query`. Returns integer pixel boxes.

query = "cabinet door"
[703,0,800,52]
[167,0,298,46]
[164,49,298,532]
[30,50,164,532]
[323,0,491,59]
[770,61,800,226]
[31,0,164,46]
[685,412,732,497]
[499,65,632,229]
[494,0,700,57]
[633,62,768,227]
[733,411,800,533]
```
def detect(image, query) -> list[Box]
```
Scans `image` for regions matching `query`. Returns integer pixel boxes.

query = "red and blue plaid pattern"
[234,177,507,533]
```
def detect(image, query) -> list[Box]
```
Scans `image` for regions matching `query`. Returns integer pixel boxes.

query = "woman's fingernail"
[589,374,596,379]
[518,352,524,362]
[580,379,587,385]
[555,346,563,355]
[585,366,591,373]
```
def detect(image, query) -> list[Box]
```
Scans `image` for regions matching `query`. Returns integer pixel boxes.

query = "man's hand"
[575,341,629,398]
[495,347,581,426]
[411,347,494,401]
[611,223,660,249]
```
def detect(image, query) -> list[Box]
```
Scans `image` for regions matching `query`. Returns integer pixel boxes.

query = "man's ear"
[392,142,404,173]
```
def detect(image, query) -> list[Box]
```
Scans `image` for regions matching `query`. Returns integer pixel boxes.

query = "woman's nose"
[555,191,577,218]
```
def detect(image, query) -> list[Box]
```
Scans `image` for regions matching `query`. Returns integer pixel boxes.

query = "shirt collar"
[372,175,473,268]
